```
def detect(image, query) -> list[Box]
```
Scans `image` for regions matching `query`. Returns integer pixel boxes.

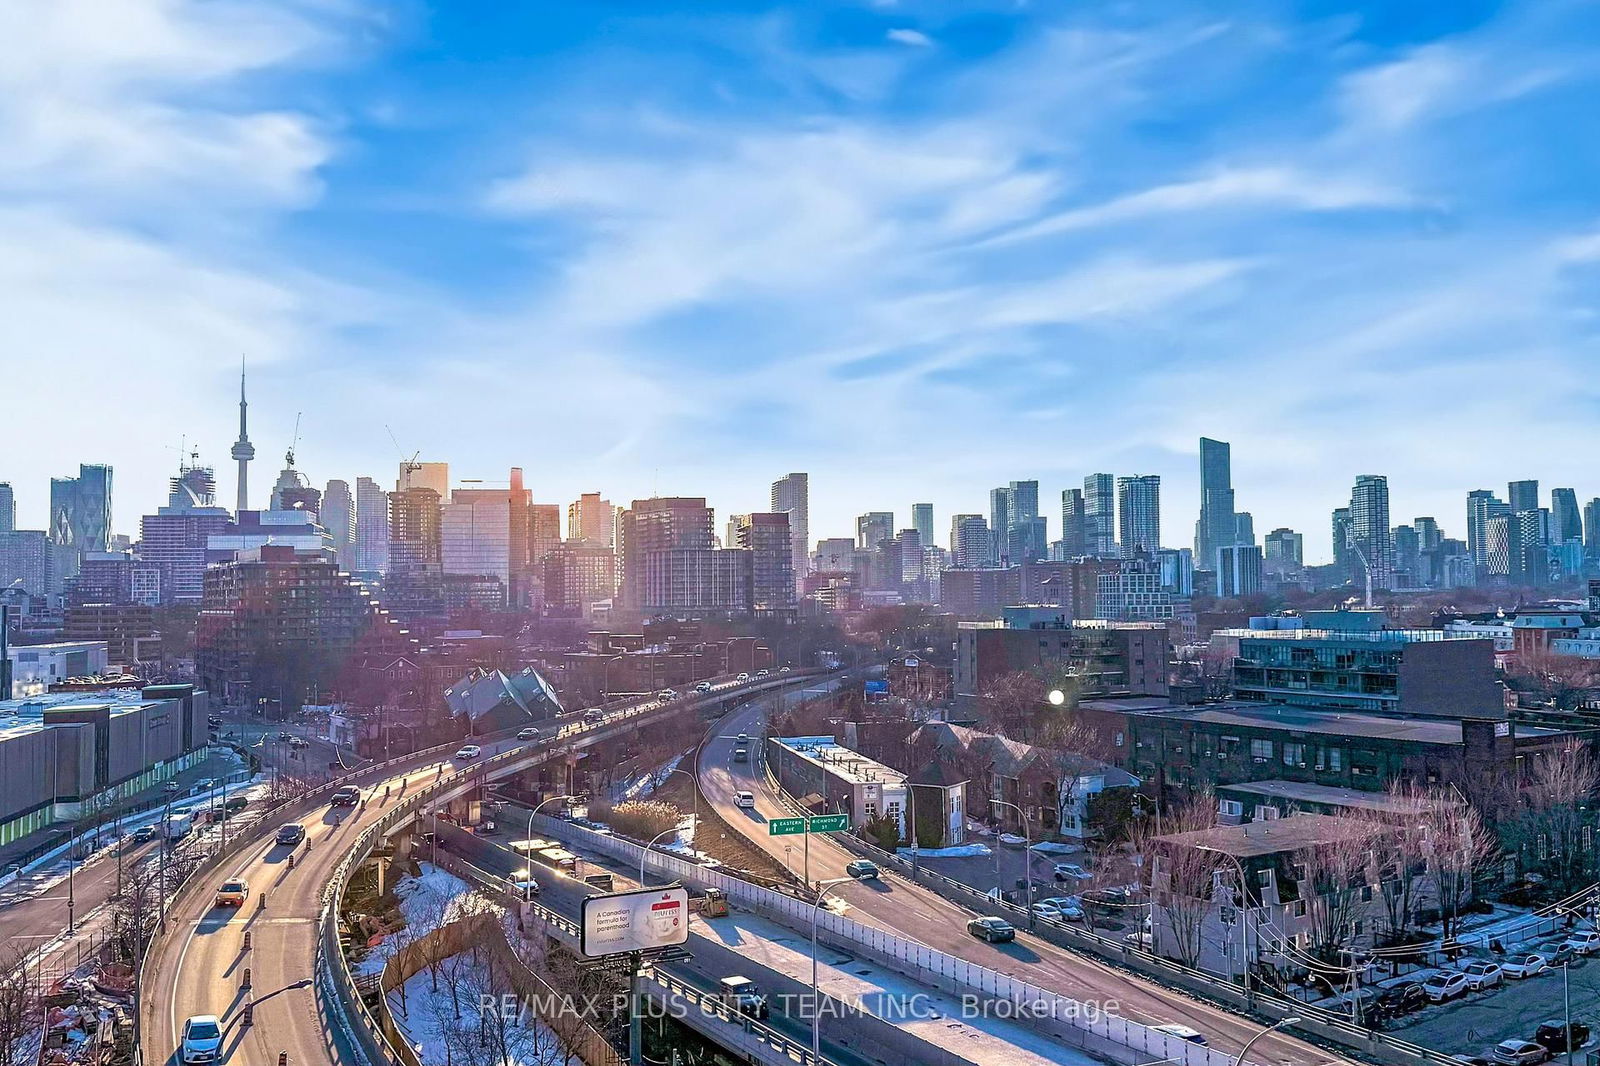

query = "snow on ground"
[354,864,498,977]
[1030,841,1085,855]
[898,843,992,858]
[997,833,1027,847]
[386,947,569,1065]
[608,752,687,803]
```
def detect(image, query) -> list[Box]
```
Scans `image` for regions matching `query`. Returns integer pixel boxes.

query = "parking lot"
[1381,943,1600,1059]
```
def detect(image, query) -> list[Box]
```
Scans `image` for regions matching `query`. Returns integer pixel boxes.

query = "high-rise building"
[385,487,445,620]
[542,541,616,616]
[441,487,515,605]
[1155,547,1194,597]
[856,512,894,553]
[0,531,52,602]
[231,367,254,514]
[1234,512,1255,547]
[1094,555,1173,621]
[895,528,925,599]
[1116,475,1161,555]
[989,480,1044,565]
[1216,543,1264,598]
[1487,510,1552,585]
[911,503,934,547]
[1467,490,1510,571]
[814,538,856,573]
[1059,489,1088,558]
[1348,475,1393,591]
[1552,488,1582,545]
[1508,480,1540,515]
[1195,437,1238,571]
[138,459,230,604]
[620,497,715,610]
[321,480,356,572]
[399,462,449,497]
[988,487,1011,564]
[1083,474,1116,557]
[355,477,390,575]
[568,493,616,547]
[733,512,797,616]
[1414,517,1442,551]
[1331,506,1352,581]
[50,463,112,554]
[1263,528,1303,573]
[949,515,992,569]
[269,456,320,515]
[0,483,13,533]
[770,473,809,595]
[1585,499,1600,561]
[1392,524,1420,586]
[528,504,561,570]
[723,515,749,551]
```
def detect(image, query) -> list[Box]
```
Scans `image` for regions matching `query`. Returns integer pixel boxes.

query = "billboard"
[580,887,690,957]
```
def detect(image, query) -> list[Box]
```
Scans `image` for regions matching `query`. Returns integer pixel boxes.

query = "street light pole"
[666,767,699,857]
[1199,845,1255,1004]
[990,799,1033,926]
[1232,1016,1300,1066]
[639,827,679,887]
[810,877,852,1066]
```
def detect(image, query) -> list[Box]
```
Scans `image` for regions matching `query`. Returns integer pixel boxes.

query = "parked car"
[163,781,180,793]
[1492,1040,1549,1066]
[1423,970,1471,1002]
[1038,896,1086,921]
[1151,1024,1207,1046]
[1503,954,1551,979]
[453,744,482,760]
[845,859,879,879]
[1463,961,1505,990]
[1375,981,1427,1015]
[180,1016,223,1064]
[1052,862,1092,882]
[966,917,1016,943]
[1534,1021,1591,1054]
[516,726,542,741]
[1032,901,1067,922]
[1562,931,1600,955]
[1125,931,1154,948]
[276,823,306,846]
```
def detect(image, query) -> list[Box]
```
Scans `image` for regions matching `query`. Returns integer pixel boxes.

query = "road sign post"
[767,818,806,836]
[808,814,848,833]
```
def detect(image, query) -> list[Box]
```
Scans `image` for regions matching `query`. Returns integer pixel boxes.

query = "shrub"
[604,800,683,842]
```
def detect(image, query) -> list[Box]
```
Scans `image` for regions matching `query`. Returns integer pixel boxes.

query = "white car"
[1461,961,1503,990]
[1151,1024,1207,1046]
[1493,1040,1549,1066]
[453,744,482,760]
[180,1016,223,1063]
[1422,970,1470,1002]
[1503,953,1550,979]
[1031,901,1066,922]
[736,672,750,682]
[1561,930,1600,955]
[516,726,541,740]
[734,791,756,809]
[1053,862,1092,881]
[1038,896,1086,921]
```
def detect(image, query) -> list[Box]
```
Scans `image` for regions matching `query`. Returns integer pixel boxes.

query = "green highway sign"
[808,814,849,833]
[768,818,807,836]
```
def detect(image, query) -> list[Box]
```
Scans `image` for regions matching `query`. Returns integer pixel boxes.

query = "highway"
[137,673,803,1066]
[698,685,1350,1066]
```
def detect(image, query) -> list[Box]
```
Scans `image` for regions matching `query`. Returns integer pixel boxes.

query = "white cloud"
[886,28,933,47]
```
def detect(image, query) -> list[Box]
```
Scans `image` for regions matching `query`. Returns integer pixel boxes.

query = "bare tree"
[1507,649,1600,711]
[1147,790,1219,969]
[1507,742,1600,893]
[975,671,1048,741]
[1300,824,1373,963]
[1366,782,1431,941]
[1426,800,1497,942]
[0,945,38,1066]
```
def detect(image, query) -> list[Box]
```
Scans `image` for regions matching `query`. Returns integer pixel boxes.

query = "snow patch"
[898,843,993,858]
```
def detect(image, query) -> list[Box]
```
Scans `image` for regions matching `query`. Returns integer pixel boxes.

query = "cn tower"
[230,364,254,514]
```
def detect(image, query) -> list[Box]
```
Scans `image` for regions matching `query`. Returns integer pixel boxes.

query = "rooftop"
[1219,627,1482,644]
[1080,696,1467,743]
[1218,779,1455,816]
[0,689,163,742]
[1155,812,1373,858]
[772,735,907,786]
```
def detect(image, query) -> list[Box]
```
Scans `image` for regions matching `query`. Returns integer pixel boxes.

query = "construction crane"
[286,412,303,468]
[386,424,421,488]
[1348,537,1375,609]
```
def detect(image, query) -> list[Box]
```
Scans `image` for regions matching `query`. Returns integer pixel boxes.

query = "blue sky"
[6,0,1600,562]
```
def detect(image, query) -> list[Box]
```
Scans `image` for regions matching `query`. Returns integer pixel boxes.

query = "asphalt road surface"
[698,686,1351,1066]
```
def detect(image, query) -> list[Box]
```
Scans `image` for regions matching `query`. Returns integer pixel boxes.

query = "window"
[1250,739,1274,762]
[1283,742,1305,767]
[1258,868,1276,891]
[1219,799,1244,818]
[1291,900,1306,918]
[1255,805,1280,821]
[1114,732,1125,748]
[1326,748,1343,771]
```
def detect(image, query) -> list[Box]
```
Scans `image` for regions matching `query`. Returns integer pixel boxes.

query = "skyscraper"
[1234,512,1255,547]
[949,515,991,569]
[1216,543,1264,598]
[1058,489,1087,558]
[1585,499,1600,561]
[568,492,616,547]
[139,459,229,604]
[770,473,809,595]
[733,513,797,615]
[1083,474,1116,556]
[321,480,356,572]
[0,483,12,533]
[231,367,254,514]
[1263,528,1303,573]
[1552,488,1582,545]
[1331,506,1352,582]
[1116,475,1161,555]
[1195,437,1237,571]
[50,462,113,584]
[1508,480,1540,515]
[386,486,445,620]
[857,512,894,553]
[1349,474,1394,591]
[1467,490,1509,570]
[911,503,934,547]
[355,477,390,574]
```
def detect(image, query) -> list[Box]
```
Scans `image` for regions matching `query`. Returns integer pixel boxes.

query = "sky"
[6,0,1600,564]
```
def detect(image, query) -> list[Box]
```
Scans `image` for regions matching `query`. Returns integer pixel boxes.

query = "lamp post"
[666,767,699,858]
[639,827,680,887]
[809,877,853,1066]
[1232,1016,1300,1066]
[990,799,1033,926]
[527,794,574,851]
[1199,844,1255,1005]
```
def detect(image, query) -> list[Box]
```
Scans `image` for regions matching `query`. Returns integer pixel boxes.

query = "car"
[657,689,677,701]
[780,666,791,673]
[967,917,1016,943]
[454,744,482,760]
[1535,1021,1591,1054]
[719,976,768,1019]
[1125,931,1154,948]
[1463,961,1504,990]
[163,781,180,793]
[225,795,249,813]
[845,860,880,879]
[1053,862,1092,882]
[736,733,749,744]
[582,709,604,723]
[1039,896,1086,921]
[1031,901,1066,922]
[278,731,294,741]
[206,716,222,727]
[330,785,361,807]
[180,1016,223,1064]
[1452,1057,1495,1066]
[1562,931,1600,955]
[1375,981,1427,1015]
[288,736,308,748]
[516,726,542,741]
[736,672,750,682]
[733,747,749,763]
[276,823,306,846]
[510,876,541,898]
[214,879,249,907]
[734,791,755,808]
[1493,1040,1550,1066]
[1151,1024,1207,1046]
[756,669,770,679]
[1504,954,1551,979]
[694,681,713,693]
[131,825,158,843]
[1423,970,1470,1002]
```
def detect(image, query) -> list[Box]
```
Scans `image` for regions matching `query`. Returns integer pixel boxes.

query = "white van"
[734,791,755,809]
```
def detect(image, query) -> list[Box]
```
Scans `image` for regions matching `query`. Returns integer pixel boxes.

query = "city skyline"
[9,2,1600,560]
